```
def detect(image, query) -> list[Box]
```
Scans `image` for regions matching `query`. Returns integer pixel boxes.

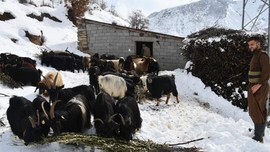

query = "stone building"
[77,18,186,70]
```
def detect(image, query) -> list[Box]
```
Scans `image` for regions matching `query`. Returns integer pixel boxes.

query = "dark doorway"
[136,41,153,57]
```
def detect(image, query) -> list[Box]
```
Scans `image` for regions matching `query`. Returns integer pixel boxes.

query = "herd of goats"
[0,51,180,145]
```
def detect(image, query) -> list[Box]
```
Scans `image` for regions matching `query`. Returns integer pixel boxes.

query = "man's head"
[247,36,263,52]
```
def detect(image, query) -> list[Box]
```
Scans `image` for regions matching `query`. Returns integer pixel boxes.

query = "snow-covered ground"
[0,1,270,152]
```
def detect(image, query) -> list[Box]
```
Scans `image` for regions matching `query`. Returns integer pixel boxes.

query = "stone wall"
[78,19,187,70]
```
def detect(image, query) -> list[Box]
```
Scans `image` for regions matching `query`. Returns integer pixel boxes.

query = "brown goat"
[133,57,151,75]
[35,71,64,96]
[104,57,125,72]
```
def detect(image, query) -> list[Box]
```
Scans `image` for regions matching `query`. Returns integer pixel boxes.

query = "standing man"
[140,44,151,57]
[247,36,270,143]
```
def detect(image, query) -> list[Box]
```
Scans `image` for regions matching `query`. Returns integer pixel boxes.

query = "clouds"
[107,0,200,18]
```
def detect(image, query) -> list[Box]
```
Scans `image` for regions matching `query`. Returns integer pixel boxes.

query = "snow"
[84,4,129,27]
[0,0,270,152]
[148,0,268,37]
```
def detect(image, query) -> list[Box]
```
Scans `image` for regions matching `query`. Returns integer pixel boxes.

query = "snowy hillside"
[0,0,270,152]
[85,4,129,26]
[148,0,268,37]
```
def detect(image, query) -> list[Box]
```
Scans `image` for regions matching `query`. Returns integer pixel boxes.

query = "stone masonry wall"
[79,20,187,70]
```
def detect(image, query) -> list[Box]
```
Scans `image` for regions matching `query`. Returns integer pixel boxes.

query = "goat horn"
[53,72,59,89]
[108,113,118,123]
[28,116,36,128]
[34,86,39,92]
[50,100,60,119]
[128,117,131,126]
[118,114,126,126]
[42,75,51,89]
[41,101,49,120]
[36,109,40,126]
[93,119,104,124]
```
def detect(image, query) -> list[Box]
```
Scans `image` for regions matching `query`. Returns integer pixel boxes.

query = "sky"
[106,0,200,18]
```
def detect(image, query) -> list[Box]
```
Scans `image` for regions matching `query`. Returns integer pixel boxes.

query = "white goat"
[98,74,127,99]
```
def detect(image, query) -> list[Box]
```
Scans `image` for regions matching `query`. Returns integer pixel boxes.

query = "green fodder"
[40,133,200,152]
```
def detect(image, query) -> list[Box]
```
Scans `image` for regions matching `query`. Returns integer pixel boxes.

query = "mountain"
[148,0,268,37]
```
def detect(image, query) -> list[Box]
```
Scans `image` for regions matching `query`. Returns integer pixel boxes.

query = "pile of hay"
[0,73,22,89]
[40,133,200,152]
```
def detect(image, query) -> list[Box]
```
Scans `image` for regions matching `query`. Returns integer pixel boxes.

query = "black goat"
[0,53,36,69]
[7,96,43,145]
[93,92,119,137]
[2,64,42,86]
[0,53,20,65]
[147,58,160,75]
[114,96,142,141]
[144,74,180,106]
[123,55,135,72]
[88,66,101,94]
[41,51,76,72]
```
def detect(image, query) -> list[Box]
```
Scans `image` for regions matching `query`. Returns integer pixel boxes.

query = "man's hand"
[251,84,262,94]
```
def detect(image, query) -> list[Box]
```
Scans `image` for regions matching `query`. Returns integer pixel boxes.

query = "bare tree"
[99,0,107,10]
[109,5,118,17]
[65,0,89,25]
[89,0,106,10]
[128,10,149,30]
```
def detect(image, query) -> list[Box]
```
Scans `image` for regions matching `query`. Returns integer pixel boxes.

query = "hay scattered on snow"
[39,133,200,152]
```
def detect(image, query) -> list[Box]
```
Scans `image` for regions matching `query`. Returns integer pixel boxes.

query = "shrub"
[128,10,149,30]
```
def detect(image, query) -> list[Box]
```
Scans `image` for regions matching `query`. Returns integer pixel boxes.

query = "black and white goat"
[49,94,91,135]
[140,74,180,106]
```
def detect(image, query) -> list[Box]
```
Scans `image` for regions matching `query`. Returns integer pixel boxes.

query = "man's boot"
[252,123,265,143]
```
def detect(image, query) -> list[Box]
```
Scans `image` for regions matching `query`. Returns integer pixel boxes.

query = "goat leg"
[176,96,180,103]
[156,99,160,106]
[165,94,171,104]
